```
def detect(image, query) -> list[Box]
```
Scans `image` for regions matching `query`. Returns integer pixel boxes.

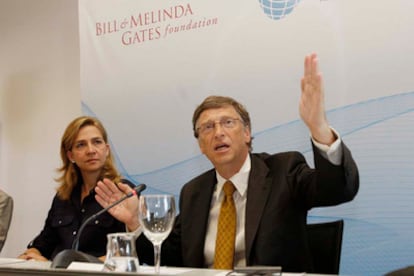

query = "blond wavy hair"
[55,116,121,200]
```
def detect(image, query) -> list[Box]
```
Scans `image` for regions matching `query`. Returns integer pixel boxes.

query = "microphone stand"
[72,184,145,250]
[51,183,146,269]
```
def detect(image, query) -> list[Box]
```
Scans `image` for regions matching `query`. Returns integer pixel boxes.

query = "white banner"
[79,1,414,275]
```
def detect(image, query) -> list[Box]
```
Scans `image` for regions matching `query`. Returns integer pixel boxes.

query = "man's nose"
[213,122,225,136]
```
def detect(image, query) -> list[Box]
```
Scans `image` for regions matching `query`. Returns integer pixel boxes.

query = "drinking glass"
[138,194,176,274]
[103,232,139,272]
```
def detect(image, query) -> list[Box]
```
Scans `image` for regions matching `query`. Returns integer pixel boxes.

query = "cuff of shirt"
[311,127,343,166]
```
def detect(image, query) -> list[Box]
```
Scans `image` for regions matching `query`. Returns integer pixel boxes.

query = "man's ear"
[244,126,251,145]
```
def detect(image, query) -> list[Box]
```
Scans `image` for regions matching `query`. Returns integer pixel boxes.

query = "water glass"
[103,232,139,272]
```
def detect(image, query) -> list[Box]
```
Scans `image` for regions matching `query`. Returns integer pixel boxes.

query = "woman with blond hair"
[18,116,132,261]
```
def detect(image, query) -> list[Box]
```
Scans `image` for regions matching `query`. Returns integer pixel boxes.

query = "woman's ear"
[105,144,110,157]
[67,151,75,163]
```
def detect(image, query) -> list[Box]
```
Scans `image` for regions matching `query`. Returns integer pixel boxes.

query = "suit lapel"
[184,171,216,266]
[244,154,271,264]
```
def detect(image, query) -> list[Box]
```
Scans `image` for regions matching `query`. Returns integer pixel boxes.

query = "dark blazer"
[137,142,359,272]
[29,180,134,260]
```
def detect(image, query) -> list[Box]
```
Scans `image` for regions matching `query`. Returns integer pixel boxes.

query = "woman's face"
[66,125,109,174]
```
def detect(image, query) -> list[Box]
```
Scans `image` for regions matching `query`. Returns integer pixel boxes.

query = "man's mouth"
[214,144,230,151]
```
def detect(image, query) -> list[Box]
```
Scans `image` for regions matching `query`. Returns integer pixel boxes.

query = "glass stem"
[154,242,162,274]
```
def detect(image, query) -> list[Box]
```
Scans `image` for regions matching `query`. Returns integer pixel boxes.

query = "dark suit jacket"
[137,142,359,272]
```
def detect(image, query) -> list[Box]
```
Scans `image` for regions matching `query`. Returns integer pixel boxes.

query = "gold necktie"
[213,181,236,269]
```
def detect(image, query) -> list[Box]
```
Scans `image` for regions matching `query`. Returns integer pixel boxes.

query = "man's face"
[196,105,251,173]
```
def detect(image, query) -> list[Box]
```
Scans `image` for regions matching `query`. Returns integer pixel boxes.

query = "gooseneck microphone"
[72,183,147,251]
[51,183,146,269]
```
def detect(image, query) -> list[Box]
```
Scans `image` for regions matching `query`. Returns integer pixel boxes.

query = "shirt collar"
[215,154,251,199]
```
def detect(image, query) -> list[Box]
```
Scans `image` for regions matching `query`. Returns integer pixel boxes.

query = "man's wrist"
[127,225,143,237]
[312,127,343,166]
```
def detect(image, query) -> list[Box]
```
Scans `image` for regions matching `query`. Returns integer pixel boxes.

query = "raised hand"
[95,178,140,231]
[300,53,335,145]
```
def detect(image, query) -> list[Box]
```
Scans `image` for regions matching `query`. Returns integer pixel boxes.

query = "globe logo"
[258,0,302,20]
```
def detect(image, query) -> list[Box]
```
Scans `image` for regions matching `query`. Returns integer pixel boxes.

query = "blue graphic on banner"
[83,91,414,275]
[258,0,302,20]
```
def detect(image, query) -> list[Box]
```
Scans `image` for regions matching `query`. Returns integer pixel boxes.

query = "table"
[0,258,320,276]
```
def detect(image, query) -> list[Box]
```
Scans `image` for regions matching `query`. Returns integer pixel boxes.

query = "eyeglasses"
[196,117,243,136]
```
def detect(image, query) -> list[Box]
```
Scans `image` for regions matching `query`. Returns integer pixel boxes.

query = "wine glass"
[138,194,176,274]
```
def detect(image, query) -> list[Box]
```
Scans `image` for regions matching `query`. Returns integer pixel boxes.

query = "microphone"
[72,183,147,251]
[51,183,146,269]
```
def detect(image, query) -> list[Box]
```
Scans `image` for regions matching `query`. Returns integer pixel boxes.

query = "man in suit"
[95,53,359,272]
[0,189,13,252]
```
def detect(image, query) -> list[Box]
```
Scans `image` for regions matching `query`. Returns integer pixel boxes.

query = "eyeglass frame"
[195,117,245,137]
